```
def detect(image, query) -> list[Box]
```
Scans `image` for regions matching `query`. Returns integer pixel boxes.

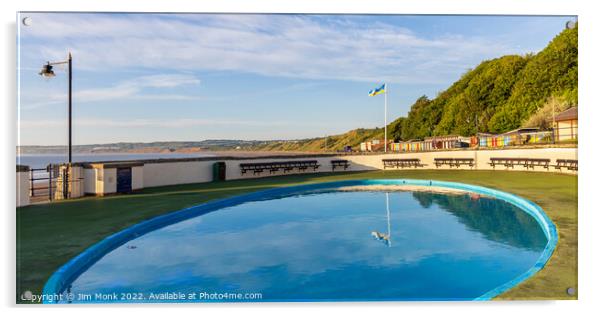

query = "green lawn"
[16,170,577,302]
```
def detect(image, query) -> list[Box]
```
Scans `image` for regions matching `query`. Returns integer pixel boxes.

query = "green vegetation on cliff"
[397,24,577,139]
[245,128,384,152]
[253,25,577,151]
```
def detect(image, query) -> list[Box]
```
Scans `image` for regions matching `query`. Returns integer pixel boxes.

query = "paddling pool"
[43,179,557,303]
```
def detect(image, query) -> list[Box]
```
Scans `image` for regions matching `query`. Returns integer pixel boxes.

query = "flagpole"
[384,83,388,153]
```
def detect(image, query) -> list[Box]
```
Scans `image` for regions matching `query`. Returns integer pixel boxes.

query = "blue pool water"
[56,188,548,303]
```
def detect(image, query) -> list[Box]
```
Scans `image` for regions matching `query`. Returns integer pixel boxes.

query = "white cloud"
[73,74,201,102]
[19,73,201,109]
[127,74,201,88]
[20,14,525,84]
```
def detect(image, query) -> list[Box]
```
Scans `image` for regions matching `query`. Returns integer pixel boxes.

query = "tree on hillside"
[388,117,406,142]
[521,95,575,129]
[488,24,577,132]
[389,25,576,140]
[398,95,434,140]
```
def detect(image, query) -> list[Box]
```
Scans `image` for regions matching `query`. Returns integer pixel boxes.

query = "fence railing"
[29,166,55,201]
[28,164,85,202]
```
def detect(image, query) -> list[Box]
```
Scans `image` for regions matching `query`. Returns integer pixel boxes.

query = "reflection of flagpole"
[370,192,393,247]
[384,83,388,153]
[386,192,391,247]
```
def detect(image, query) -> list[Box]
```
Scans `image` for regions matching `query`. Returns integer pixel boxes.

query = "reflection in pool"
[58,189,547,302]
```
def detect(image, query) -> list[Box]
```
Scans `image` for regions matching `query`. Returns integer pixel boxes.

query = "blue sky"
[17,13,574,145]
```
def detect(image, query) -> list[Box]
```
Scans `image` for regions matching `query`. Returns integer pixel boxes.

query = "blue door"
[116,167,132,193]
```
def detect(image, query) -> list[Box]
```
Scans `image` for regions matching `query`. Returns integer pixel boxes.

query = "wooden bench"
[555,159,578,171]
[240,160,321,175]
[489,158,550,170]
[489,157,512,168]
[331,159,350,171]
[526,158,551,170]
[382,158,422,169]
[434,158,474,168]
[291,160,320,172]
[240,163,263,175]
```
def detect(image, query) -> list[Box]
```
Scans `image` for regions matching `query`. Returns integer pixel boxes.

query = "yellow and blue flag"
[369,84,386,97]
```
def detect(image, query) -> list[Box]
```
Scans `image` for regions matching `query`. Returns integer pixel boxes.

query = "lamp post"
[39,53,72,163]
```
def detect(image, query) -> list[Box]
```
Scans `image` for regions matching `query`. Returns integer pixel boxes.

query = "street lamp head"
[39,62,55,77]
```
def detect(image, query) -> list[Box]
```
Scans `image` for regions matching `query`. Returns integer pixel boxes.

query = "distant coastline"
[16,140,276,155]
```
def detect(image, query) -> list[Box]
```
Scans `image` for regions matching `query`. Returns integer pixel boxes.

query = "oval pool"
[43,180,557,303]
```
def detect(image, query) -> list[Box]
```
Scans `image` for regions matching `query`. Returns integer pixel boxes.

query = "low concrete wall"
[116,156,351,188]
[84,167,117,196]
[345,147,578,172]
[70,166,84,198]
[81,147,577,193]
[102,168,117,195]
[132,166,144,190]
[16,171,30,207]
[143,161,214,188]
[84,168,97,195]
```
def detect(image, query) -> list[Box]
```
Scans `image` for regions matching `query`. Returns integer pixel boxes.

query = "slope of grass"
[16,170,577,302]
[248,127,383,152]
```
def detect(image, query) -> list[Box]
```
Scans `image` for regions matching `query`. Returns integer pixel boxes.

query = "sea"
[17,152,214,169]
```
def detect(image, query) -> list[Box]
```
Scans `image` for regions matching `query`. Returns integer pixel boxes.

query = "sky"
[17,13,574,146]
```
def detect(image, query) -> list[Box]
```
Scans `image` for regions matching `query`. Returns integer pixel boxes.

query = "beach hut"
[477,128,547,148]
[424,135,471,150]
[360,142,370,152]
[470,136,479,147]
[553,107,578,141]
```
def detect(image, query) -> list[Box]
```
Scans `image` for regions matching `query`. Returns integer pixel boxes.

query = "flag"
[369,84,386,97]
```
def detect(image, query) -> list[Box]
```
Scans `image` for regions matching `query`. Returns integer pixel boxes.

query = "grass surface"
[16,170,577,302]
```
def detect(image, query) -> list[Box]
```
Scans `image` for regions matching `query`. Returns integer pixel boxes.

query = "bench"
[240,160,321,175]
[331,159,350,171]
[489,157,512,168]
[382,158,422,169]
[489,158,550,170]
[525,158,551,170]
[434,158,474,168]
[554,159,578,171]
[240,163,264,175]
